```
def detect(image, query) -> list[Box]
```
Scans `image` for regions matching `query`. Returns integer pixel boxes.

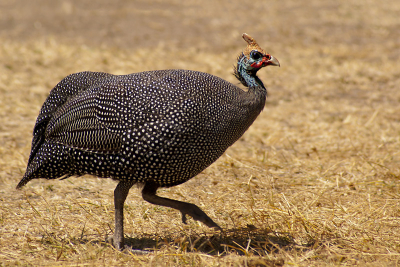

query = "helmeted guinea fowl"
[17,33,279,250]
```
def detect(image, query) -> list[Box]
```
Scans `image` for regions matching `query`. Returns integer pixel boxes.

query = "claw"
[182,207,222,230]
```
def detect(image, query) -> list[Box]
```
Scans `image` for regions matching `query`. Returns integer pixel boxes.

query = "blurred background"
[2,0,398,51]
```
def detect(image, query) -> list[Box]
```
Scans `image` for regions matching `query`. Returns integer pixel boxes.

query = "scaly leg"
[111,180,134,250]
[142,181,222,230]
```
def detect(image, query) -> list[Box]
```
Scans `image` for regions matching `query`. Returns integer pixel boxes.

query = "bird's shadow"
[121,226,309,256]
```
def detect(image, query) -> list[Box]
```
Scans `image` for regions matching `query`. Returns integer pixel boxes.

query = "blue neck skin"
[236,56,265,89]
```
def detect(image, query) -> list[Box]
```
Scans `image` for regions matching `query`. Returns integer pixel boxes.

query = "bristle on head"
[242,33,267,57]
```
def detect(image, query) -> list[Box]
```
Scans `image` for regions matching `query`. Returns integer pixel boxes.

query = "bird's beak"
[265,56,280,67]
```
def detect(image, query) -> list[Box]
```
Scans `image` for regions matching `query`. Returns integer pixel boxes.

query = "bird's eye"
[250,51,263,60]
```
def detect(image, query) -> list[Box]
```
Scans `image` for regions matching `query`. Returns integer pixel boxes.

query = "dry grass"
[1,0,400,266]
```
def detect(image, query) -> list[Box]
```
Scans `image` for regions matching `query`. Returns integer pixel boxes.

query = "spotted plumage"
[17,33,279,250]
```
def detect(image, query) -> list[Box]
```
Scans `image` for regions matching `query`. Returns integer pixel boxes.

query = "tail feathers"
[16,178,30,189]
[16,142,72,189]
[16,161,41,189]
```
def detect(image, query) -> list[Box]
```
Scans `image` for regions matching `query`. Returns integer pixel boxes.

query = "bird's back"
[18,69,265,188]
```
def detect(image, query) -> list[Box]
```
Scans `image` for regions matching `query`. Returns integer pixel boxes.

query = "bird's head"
[240,33,280,72]
[234,33,279,87]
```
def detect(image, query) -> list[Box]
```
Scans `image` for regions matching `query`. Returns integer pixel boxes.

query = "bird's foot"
[180,204,222,231]
[105,234,124,251]
[105,235,151,254]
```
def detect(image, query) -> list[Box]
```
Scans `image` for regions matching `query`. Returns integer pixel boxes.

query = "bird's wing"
[44,70,198,154]
[28,71,114,163]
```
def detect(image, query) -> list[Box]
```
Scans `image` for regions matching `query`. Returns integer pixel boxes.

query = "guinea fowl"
[17,33,279,250]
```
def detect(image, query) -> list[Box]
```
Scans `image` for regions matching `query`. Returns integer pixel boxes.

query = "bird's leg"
[142,181,222,230]
[110,180,135,250]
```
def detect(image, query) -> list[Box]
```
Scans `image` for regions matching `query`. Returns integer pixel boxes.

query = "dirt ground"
[1,0,400,266]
